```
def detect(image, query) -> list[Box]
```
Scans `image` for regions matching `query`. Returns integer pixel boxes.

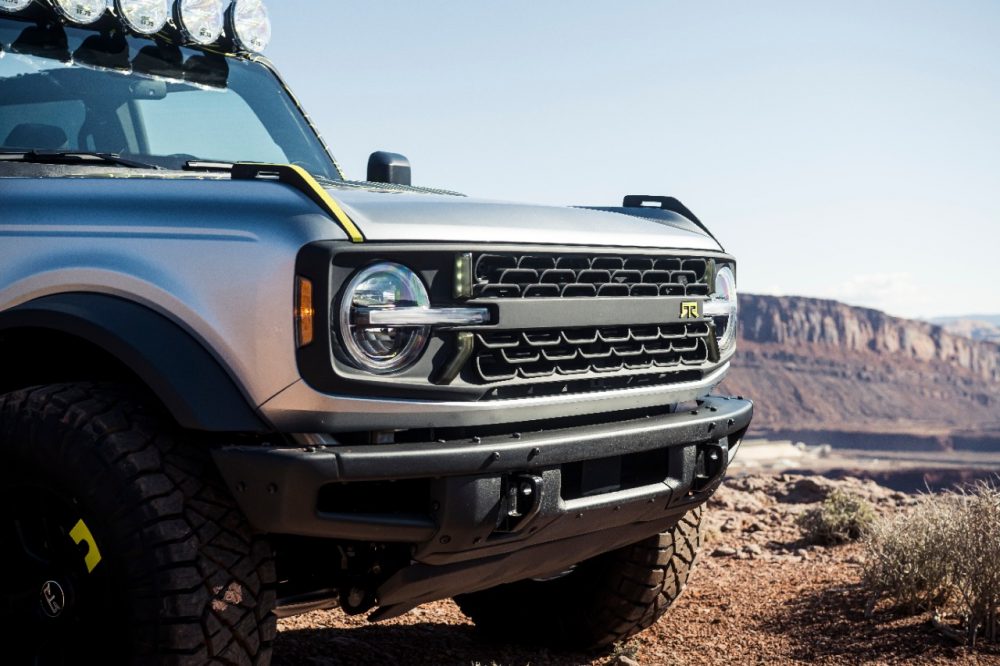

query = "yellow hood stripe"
[232,163,365,243]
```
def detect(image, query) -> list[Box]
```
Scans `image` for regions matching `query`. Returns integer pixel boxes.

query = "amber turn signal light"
[295,276,315,347]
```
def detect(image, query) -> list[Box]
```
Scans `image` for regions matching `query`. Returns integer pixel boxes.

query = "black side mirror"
[367,151,411,186]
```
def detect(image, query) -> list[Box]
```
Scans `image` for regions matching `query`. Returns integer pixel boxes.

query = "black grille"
[473,253,711,299]
[471,322,712,383]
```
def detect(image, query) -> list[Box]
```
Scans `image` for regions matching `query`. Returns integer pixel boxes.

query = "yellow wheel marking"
[69,519,103,574]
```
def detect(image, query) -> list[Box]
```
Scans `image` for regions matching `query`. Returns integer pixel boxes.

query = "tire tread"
[455,505,703,650]
[0,383,276,665]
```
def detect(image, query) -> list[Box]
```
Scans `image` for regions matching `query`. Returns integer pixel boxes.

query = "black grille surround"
[462,251,722,397]
[295,242,733,403]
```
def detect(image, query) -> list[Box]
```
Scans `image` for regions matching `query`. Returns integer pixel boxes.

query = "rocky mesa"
[721,294,1000,447]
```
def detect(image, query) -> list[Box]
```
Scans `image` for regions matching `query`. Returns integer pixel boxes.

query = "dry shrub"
[796,489,875,545]
[862,482,1000,647]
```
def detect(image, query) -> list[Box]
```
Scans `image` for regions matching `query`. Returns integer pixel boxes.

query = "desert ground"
[273,442,1000,665]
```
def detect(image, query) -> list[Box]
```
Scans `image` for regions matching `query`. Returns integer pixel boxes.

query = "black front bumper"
[213,395,751,613]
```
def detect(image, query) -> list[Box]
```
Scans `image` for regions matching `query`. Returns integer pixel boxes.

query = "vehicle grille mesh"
[473,253,711,299]
[465,252,718,392]
[471,322,711,383]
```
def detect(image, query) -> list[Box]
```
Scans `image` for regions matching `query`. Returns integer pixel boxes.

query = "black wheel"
[455,506,703,650]
[0,384,276,664]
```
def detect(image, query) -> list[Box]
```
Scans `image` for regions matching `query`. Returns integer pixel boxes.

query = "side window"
[134,90,287,162]
[0,100,85,150]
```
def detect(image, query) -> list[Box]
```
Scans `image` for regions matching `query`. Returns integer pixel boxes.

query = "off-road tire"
[455,506,703,650]
[0,383,276,664]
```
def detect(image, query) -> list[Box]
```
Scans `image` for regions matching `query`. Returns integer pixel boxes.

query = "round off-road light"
[50,0,107,24]
[705,265,738,352]
[115,0,168,34]
[0,0,34,14]
[227,0,270,53]
[174,0,224,45]
[338,263,432,374]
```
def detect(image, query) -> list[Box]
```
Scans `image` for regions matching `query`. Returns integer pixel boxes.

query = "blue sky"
[268,1,1000,318]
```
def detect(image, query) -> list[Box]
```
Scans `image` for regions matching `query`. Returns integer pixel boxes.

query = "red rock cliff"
[722,295,1000,436]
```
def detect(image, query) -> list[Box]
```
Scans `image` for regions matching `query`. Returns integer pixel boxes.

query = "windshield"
[0,18,341,179]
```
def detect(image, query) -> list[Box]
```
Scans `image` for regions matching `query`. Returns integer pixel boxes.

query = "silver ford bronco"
[0,1,750,663]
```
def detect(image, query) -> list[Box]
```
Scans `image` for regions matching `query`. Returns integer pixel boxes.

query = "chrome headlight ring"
[337,262,489,375]
[705,265,738,353]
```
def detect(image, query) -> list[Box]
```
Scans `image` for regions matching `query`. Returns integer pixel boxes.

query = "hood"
[329,187,723,252]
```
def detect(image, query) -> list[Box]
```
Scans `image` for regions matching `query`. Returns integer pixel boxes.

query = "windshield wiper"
[0,150,161,170]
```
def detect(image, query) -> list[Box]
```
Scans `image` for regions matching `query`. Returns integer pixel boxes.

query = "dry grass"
[863,481,1000,648]
[796,489,876,545]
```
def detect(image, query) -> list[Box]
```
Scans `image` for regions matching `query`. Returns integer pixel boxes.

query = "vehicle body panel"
[0,176,343,407]
[331,188,723,251]
[0,175,724,424]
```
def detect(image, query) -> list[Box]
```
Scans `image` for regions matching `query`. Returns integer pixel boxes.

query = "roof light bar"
[174,0,224,46]
[8,0,273,54]
[0,0,34,13]
[227,0,270,54]
[50,0,108,25]
[115,0,168,35]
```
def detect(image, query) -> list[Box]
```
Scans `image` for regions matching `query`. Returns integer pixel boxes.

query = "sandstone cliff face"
[739,295,1000,383]
[722,295,1000,438]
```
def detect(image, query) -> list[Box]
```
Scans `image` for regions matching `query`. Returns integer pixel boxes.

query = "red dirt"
[274,475,1000,665]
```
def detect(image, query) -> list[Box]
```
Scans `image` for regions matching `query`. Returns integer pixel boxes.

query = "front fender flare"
[0,293,268,433]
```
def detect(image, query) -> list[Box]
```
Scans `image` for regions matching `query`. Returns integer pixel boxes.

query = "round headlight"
[706,266,738,352]
[50,0,107,24]
[227,0,271,53]
[174,0,224,45]
[115,0,168,34]
[338,263,431,374]
[0,0,34,14]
